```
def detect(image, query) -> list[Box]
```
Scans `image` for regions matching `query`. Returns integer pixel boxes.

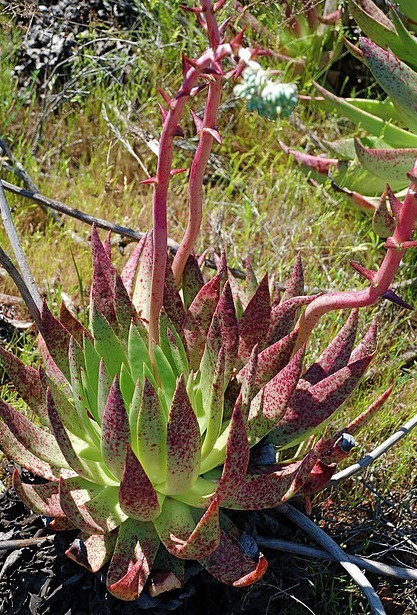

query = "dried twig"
[0,535,53,554]
[278,503,387,615]
[256,536,417,581]
[329,413,417,486]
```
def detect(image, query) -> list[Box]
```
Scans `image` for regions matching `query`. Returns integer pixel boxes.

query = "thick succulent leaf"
[107,518,160,601]
[282,437,334,501]
[59,476,127,534]
[349,0,417,70]
[154,497,220,560]
[159,318,189,380]
[267,294,320,345]
[360,38,417,132]
[245,345,305,447]
[236,328,298,393]
[215,405,249,502]
[163,259,186,335]
[200,347,225,457]
[153,344,177,406]
[59,302,91,347]
[91,306,129,379]
[119,445,161,521]
[300,460,337,495]
[199,529,268,586]
[148,546,184,597]
[298,310,358,388]
[239,344,259,420]
[0,398,69,469]
[113,274,136,341]
[281,253,304,302]
[47,390,117,486]
[269,354,374,448]
[90,228,118,328]
[0,421,61,481]
[0,345,47,422]
[349,317,377,362]
[214,281,239,381]
[68,338,100,443]
[183,273,221,370]
[238,274,271,363]
[40,301,72,379]
[314,82,417,148]
[354,140,417,184]
[127,321,153,383]
[101,375,131,480]
[132,231,153,320]
[164,375,201,495]
[181,253,205,310]
[245,259,258,303]
[12,470,65,516]
[97,358,111,422]
[66,530,118,572]
[121,234,147,296]
[136,378,167,484]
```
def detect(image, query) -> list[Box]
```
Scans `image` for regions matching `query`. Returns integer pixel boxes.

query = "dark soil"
[1,464,416,614]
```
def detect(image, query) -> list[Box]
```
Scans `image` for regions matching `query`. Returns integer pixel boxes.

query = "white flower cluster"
[234,66,298,120]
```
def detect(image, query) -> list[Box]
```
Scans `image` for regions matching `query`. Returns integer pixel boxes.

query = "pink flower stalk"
[296,162,417,348]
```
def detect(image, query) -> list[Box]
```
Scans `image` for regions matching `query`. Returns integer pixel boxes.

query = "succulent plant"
[1,0,417,604]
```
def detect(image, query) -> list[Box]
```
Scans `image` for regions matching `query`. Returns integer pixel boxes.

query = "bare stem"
[296,165,417,349]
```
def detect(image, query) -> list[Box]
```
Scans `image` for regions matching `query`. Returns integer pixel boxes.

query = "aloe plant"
[1,0,417,603]
[280,0,417,211]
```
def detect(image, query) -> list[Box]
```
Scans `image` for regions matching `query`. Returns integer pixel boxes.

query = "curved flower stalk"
[0,0,414,604]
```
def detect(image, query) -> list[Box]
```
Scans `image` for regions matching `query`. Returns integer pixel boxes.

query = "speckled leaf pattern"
[40,301,72,379]
[59,476,127,535]
[132,231,153,320]
[119,445,161,521]
[354,140,417,185]
[101,375,131,480]
[349,317,377,362]
[180,254,205,311]
[215,405,249,502]
[283,438,333,501]
[199,529,268,585]
[163,259,186,336]
[281,253,304,302]
[270,354,374,448]
[183,272,221,370]
[215,281,239,380]
[59,302,91,347]
[0,345,47,421]
[136,378,167,484]
[121,233,147,296]
[201,347,225,458]
[238,274,271,363]
[154,497,220,559]
[106,518,160,601]
[0,421,61,481]
[66,530,118,572]
[165,376,201,495]
[0,397,69,469]
[13,469,65,516]
[246,345,305,446]
[267,294,320,345]
[299,310,359,388]
[300,460,337,495]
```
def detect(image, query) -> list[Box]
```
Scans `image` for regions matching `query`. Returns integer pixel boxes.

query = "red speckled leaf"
[59,476,127,535]
[201,347,225,458]
[0,397,69,468]
[13,469,65,516]
[163,258,186,336]
[0,421,60,481]
[136,378,167,484]
[299,310,359,388]
[300,460,337,495]
[279,140,338,174]
[181,253,205,310]
[246,345,305,446]
[132,231,153,320]
[281,253,304,302]
[91,229,118,329]
[165,375,201,495]
[59,302,92,346]
[199,529,268,585]
[283,438,333,501]
[238,274,271,363]
[148,547,184,597]
[66,530,118,572]
[113,274,136,340]
[0,345,47,422]
[349,317,377,362]
[215,281,239,380]
[215,405,249,502]
[101,376,130,480]
[270,354,374,448]
[154,497,220,559]
[38,335,70,390]
[183,273,221,370]
[40,301,72,379]
[121,234,147,296]
[267,294,321,345]
[119,445,160,521]
[237,328,298,393]
[245,259,258,303]
[221,460,301,509]
[107,518,160,601]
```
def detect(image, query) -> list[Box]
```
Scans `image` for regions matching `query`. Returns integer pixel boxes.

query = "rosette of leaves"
[0,225,379,601]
